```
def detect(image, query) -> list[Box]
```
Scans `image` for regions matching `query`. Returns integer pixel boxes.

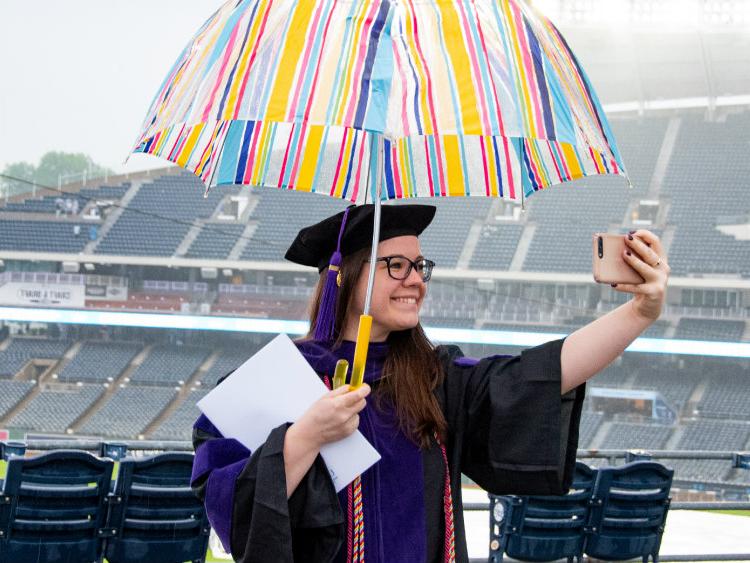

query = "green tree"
[1,161,37,196]
[1,152,114,196]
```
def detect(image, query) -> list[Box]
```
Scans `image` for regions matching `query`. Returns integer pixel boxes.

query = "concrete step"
[509,223,536,271]
[175,220,205,257]
[84,180,144,254]
[228,223,258,261]
[649,116,682,198]
[590,420,613,450]
[143,350,220,438]
[69,344,152,433]
[457,220,485,270]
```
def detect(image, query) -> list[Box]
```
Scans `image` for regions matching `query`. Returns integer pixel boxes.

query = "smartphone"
[592,233,644,285]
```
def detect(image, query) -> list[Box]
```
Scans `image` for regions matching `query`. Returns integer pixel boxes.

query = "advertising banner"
[0,283,86,307]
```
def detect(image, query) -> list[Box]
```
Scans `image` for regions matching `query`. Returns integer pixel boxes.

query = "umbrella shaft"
[363,199,381,314]
[363,137,383,315]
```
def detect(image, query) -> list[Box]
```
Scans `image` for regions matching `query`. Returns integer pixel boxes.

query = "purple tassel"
[312,207,351,342]
[313,251,342,342]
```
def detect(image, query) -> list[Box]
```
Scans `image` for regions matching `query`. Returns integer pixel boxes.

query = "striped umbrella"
[133,0,627,385]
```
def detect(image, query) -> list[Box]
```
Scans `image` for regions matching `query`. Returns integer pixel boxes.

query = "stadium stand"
[127,344,209,386]
[675,318,746,341]
[1,182,129,214]
[632,369,701,413]
[8,384,103,433]
[469,223,525,270]
[240,189,347,262]
[0,381,34,418]
[149,388,209,441]
[56,341,141,383]
[420,313,476,328]
[197,348,257,387]
[95,174,233,257]
[697,371,750,420]
[600,422,674,450]
[671,420,750,483]
[0,338,69,378]
[0,220,89,253]
[523,177,631,273]
[578,411,604,448]
[79,386,177,438]
[608,117,669,188]
[662,113,750,277]
[185,222,246,259]
[419,197,492,267]
[581,358,633,388]
[641,320,670,338]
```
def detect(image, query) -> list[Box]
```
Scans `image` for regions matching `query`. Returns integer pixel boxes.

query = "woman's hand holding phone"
[594,230,670,321]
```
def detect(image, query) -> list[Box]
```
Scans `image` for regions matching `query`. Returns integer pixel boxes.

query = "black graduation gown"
[190,337,584,562]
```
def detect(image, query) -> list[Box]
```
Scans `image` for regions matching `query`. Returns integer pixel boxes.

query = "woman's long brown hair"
[305,247,447,448]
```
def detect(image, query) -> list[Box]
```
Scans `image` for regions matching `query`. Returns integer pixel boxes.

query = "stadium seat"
[104,452,210,563]
[489,461,596,562]
[585,461,673,562]
[0,441,26,461]
[0,450,113,563]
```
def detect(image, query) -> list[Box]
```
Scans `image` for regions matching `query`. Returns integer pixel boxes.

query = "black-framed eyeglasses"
[367,255,436,282]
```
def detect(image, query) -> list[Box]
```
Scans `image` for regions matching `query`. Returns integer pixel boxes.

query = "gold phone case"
[592,233,644,285]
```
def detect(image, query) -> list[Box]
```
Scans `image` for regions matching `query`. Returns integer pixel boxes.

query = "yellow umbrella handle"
[333,359,349,389]
[349,314,372,388]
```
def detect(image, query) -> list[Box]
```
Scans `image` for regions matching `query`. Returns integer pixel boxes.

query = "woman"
[191,204,670,563]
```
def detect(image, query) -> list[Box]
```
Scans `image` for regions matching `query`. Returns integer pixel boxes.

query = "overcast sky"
[2,1,746,180]
[0,1,224,175]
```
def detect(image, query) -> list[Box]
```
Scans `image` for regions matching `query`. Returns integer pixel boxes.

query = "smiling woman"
[343,239,434,342]
[189,203,670,563]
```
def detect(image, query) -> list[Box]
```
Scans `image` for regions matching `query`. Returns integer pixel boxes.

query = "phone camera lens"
[597,236,603,259]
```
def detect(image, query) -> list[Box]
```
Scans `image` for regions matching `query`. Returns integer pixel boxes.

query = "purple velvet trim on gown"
[295,340,427,563]
[452,354,511,368]
[191,413,252,552]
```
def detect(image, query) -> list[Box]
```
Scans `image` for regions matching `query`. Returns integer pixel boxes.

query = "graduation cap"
[285,203,436,342]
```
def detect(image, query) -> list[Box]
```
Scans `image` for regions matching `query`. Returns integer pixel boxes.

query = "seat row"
[0,446,209,563]
[489,461,674,562]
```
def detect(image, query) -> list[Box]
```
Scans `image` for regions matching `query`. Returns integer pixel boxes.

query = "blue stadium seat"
[490,461,596,562]
[104,452,209,563]
[585,461,673,562]
[186,223,245,259]
[0,450,113,563]
[95,174,235,257]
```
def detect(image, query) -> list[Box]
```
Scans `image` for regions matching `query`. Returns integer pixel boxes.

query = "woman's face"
[344,235,428,342]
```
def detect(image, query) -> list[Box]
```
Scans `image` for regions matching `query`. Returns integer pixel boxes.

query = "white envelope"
[197,333,381,492]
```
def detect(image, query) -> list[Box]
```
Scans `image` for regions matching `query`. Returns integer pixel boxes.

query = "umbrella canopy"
[133,0,626,204]
[132,0,627,387]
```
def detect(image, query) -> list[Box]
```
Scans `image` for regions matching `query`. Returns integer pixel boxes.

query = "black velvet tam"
[284,203,436,272]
